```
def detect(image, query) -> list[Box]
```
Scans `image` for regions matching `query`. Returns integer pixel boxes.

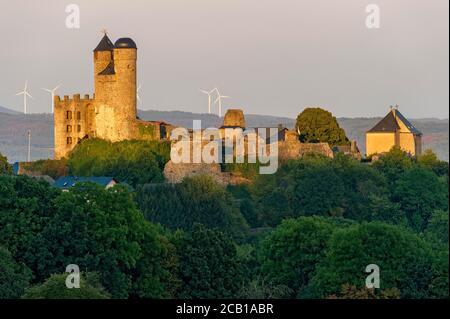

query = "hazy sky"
[0,0,448,118]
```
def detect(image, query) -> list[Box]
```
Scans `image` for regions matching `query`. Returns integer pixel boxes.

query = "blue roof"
[12,162,20,175]
[54,176,117,189]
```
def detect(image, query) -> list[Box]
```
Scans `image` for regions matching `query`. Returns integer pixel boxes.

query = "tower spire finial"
[390,104,399,111]
[100,28,108,36]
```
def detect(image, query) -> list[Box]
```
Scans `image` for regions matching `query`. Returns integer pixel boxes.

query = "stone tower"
[93,35,138,141]
[54,34,168,160]
[112,38,138,137]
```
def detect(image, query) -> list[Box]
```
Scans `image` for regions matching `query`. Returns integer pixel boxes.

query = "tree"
[33,183,176,298]
[22,273,110,299]
[0,152,12,175]
[307,222,436,299]
[416,149,449,177]
[393,167,448,231]
[67,138,170,187]
[295,108,349,146]
[0,175,60,270]
[424,210,449,248]
[21,159,68,179]
[259,217,342,298]
[175,225,246,298]
[136,175,249,240]
[250,154,397,226]
[0,247,32,299]
[372,146,413,184]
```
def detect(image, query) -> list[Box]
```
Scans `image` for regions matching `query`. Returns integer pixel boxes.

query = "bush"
[259,217,341,297]
[175,225,246,298]
[136,175,249,240]
[21,159,68,179]
[0,247,32,299]
[67,138,170,187]
[307,222,437,298]
[0,152,12,175]
[22,273,110,299]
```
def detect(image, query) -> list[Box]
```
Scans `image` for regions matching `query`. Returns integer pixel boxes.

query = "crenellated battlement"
[54,94,95,107]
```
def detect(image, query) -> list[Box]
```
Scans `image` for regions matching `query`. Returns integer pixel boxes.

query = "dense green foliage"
[295,108,349,146]
[0,247,32,298]
[0,175,177,299]
[174,225,246,298]
[22,273,110,299]
[307,222,441,299]
[35,183,176,298]
[0,145,448,299]
[393,167,448,231]
[259,217,342,297]
[67,138,170,187]
[136,175,249,240]
[22,159,68,179]
[250,154,402,226]
[0,152,12,175]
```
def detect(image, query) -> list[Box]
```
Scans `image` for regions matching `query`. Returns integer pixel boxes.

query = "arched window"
[66,111,72,120]
[67,137,73,145]
[67,125,72,133]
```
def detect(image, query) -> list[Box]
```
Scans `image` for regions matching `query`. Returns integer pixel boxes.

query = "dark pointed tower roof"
[368,110,400,133]
[94,34,114,52]
[367,108,422,135]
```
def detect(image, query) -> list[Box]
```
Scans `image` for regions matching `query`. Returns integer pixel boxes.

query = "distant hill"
[0,106,20,115]
[0,110,448,163]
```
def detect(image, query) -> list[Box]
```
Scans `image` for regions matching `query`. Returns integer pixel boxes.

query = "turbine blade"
[16,91,24,96]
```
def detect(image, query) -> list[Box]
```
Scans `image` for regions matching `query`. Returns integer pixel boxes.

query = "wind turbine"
[43,84,61,113]
[16,81,32,115]
[213,88,231,117]
[200,88,217,114]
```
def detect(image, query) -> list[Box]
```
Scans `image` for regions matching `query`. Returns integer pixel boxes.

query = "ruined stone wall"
[278,140,334,161]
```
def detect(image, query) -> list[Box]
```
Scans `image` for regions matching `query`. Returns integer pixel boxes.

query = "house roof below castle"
[54,176,117,190]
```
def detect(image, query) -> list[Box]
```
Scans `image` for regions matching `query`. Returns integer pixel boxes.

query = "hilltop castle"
[54,34,172,159]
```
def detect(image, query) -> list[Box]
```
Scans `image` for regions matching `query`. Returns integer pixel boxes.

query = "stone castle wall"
[54,94,95,159]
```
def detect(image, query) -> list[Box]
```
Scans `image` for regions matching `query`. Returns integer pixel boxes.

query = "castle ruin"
[54,34,171,159]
